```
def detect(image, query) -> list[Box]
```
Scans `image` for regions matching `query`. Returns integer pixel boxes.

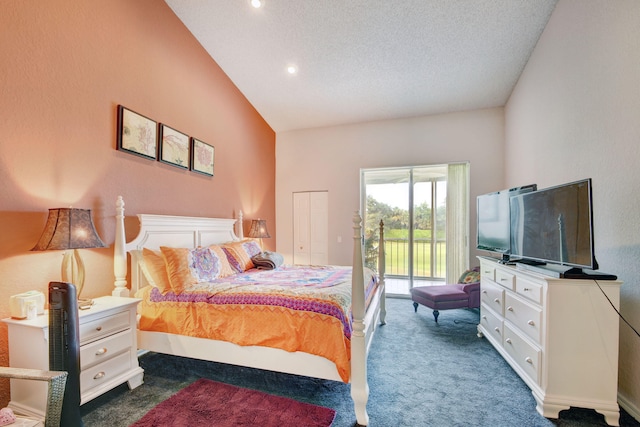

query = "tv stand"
[477,256,622,426]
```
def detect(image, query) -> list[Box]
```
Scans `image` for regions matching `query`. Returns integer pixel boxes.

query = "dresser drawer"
[503,323,541,385]
[80,329,132,370]
[80,350,132,395]
[481,280,505,315]
[505,293,542,344]
[80,311,129,345]
[480,304,503,344]
[495,269,515,290]
[480,263,495,282]
[515,276,543,304]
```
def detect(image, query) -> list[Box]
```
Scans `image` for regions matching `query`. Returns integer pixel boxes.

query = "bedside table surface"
[2,296,141,327]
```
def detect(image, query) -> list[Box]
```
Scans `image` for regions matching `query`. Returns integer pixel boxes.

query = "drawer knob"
[493,298,500,303]
[523,287,531,291]
[507,306,513,312]
[94,371,106,380]
[527,320,535,326]
[95,326,103,332]
[525,357,533,365]
[493,327,500,334]
[95,347,108,356]
[505,338,512,344]
[482,290,487,294]
[482,315,487,320]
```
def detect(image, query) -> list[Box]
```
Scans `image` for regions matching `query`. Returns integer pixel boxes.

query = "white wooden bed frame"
[111,196,386,426]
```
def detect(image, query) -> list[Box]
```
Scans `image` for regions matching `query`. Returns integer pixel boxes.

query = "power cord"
[596,279,640,338]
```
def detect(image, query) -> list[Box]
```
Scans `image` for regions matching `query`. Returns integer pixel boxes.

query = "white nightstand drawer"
[80,329,132,370]
[503,323,541,385]
[80,311,129,345]
[80,350,132,395]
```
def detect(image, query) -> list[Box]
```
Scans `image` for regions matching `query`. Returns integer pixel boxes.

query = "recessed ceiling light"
[250,0,263,8]
[287,65,298,75]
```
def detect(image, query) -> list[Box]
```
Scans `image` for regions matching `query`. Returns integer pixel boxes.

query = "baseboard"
[619,392,640,423]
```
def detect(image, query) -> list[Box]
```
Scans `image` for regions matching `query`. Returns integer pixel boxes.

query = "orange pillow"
[160,246,235,294]
[221,239,262,272]
[140,248,172,294]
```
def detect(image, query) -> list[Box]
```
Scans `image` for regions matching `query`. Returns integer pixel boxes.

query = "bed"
[111,197,386,425]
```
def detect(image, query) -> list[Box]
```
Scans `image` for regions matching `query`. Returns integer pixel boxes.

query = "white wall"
[505,0,640,418]
[276,108,506,266]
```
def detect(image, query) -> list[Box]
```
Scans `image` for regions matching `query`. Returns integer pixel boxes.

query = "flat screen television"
[476,184,537,262]
[509,178,599,274]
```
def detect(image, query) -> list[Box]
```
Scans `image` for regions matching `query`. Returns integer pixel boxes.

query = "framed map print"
[116,105,157,160]
[159,124,190,169]
[191,138,214,176]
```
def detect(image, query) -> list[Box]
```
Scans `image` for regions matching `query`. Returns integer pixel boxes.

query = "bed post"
[378,219,387,324]
[351,211,369,426]
[113,196,129,297]
[237,210,244,239]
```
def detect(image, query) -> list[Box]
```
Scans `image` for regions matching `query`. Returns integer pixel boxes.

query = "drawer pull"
[525,357,533,365]
[482,315,487,320]
[95,326,103,332]
[95,347,108,356]
[507,306,513,312]
[493,327,500,334]
[500,278,508,282]
[505,338,512,344]
[523,287,531,291]
[527,320,535,326]
[482,290,487,294]
[93,371,106,380]
[493,298,500,303]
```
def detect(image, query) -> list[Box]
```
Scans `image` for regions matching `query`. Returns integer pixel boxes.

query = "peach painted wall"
[0,0,275,405]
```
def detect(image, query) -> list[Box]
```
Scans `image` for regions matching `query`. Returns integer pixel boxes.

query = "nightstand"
[2,296,144,420]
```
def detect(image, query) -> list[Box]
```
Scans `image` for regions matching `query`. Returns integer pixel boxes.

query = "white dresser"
[477,256,622,426]
[2,296,144,419]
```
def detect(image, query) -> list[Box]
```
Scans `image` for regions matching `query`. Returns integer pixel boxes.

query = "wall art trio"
[116,105,215,177]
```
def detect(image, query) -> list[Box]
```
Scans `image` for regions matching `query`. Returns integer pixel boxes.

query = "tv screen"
[476,184,537,260]
[509,178,596,270]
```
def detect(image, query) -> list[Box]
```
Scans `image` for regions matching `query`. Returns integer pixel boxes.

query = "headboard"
[112,196,242,296]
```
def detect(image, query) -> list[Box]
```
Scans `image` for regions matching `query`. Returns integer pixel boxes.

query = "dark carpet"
[80,298,640,426]
[129,378,336,427]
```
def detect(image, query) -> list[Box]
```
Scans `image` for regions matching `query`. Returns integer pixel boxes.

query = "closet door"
[293,191,328,265]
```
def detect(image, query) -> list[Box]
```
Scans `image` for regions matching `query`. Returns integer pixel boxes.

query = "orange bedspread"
[136,265,378,382]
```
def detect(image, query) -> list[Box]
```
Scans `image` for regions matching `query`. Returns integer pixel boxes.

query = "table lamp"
[247,218,270,250]
[32,208,106,307]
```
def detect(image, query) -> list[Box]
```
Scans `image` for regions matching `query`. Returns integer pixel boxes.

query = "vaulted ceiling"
[166,0,558,132]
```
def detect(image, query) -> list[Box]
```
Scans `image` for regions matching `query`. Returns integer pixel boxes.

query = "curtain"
[445,162,470,283]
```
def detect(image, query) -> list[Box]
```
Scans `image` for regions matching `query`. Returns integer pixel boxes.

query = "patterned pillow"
[458,266,481,284]
[160,246,235,293]
[140,248,172,294]
[221,239,262,272]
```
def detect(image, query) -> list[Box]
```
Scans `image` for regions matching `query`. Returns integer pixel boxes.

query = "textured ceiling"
[165,0,558,133]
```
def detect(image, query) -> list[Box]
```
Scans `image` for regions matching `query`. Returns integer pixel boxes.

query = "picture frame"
[159,124,190,169]
[116,105,157,160]
[191,138,215,177]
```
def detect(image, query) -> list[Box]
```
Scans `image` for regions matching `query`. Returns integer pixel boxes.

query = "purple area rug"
[130,378,336,427]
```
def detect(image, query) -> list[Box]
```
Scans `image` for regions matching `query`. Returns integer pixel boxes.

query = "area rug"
[129,378,336,427]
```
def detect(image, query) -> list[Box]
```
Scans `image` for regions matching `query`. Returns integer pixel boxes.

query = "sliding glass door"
[362,165,447,295]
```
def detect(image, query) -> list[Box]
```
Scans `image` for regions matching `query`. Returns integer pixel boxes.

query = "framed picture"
[191,138,215,176]
[159,124,190,169]
[116,105,157,160]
